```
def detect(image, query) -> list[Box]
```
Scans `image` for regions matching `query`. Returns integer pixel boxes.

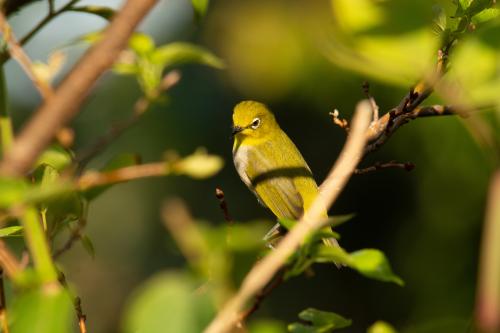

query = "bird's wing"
[242,144,305,220]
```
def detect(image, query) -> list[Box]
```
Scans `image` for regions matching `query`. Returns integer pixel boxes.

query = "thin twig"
[75,70,181,172]
[0,240,22,280]
[355,161,415,175]
[205,100,372,333]
[238,269,284,324]
[0,13,54,100]
[0,0,80,65]
[329,109,349,132]
[52,217,87,259]
[58,272,87,333]
[78,162,168,189]
[362,81,379,122]
[0,268,9,333]
[215,187,233,224]
[0,0,159,177]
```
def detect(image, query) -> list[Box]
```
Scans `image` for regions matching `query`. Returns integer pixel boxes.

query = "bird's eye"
[251,117,261,129]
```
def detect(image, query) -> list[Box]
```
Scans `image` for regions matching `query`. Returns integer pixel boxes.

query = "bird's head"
[232,101,278,140]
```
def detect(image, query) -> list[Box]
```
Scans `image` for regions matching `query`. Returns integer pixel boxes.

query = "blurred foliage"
[0,0,498,333]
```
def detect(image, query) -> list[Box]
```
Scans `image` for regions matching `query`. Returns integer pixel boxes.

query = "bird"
[231,100,338,247]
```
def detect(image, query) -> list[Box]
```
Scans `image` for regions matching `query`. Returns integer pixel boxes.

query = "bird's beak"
[231,125,243,137]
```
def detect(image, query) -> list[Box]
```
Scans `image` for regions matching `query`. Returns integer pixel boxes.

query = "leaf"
[0,178,28,208]
[249,319,287,333]
[0,225,23,237]
[323,214,356,228]
[225,222,268,251]
[191,0,210,19]
[69,6,116,20]
[152,42,225,69]
[367,321,398,333]
[80,234,95,259]
[34,145,72,171]
[11,287,73,333]
[288,308,351,333]
[311,244,351,265]
[171,149,224,179]
[129,33,155,55]
[123,271,215,333]
[349,249,404,286]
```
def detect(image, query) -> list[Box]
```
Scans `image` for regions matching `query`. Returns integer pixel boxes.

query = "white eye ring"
[251,117,261,129]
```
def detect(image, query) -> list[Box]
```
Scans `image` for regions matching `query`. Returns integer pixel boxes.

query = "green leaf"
[225,222,268,251]
[0,225,23,237]
[249,319,287,333]
[11,287,73,333]
[123,271,215,333]
[171,149,224,179]
[311,244,352,265]
[323,214,356,228]
[129,33,155,55]
[0,177,28,208]
[288,308,351,333]
[277,218,297,231]
[35,145,72,171]
[349,249,404,286]
[80,233,95,259]
[191,0,210,19]
[113,62,140,75]
[69,6,116,20]
[367,321,398,333]
[152,42,225,69]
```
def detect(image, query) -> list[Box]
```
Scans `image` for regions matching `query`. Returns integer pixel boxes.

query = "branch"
[0,240,22,281]
[58,272,87,333]
[0,0,159,177]
[204,100,372,333]
[0,12,54,100]
[215,187,233,224]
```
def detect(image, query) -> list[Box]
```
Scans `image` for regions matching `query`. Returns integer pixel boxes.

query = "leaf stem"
[21,207,58,284]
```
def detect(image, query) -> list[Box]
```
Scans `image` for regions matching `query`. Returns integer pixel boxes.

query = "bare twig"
[0,0,159,177]
[0,13,54,100]
[78,162,168,189]
[215,187,233,224]
[0,269,9,333]
[75,70,181,172]
[52,217,87,259]
[329,109,349,132]
[204,100,372,333]
[475,170,500,333]
[355,161,415,175]
[58,272,87,333]
[362,81,379,122]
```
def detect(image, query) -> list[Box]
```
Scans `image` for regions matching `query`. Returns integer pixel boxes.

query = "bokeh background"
[5,0,499,332]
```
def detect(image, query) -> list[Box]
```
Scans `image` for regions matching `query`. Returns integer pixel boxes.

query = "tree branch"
[0,0,159,177]
[204,100,372,333]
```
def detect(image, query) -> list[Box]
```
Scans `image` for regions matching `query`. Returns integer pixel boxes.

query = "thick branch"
[204,100,372,333]
[0,0,158,176]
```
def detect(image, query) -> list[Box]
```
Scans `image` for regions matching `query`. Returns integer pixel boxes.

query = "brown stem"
[0,0,159,177]
[215,188,233,224]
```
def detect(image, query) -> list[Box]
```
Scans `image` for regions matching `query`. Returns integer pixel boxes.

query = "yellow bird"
[232,100,337,246]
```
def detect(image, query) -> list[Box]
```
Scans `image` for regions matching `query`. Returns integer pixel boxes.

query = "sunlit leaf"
[69,5,116,20]
[129,33,155,55]
[171,149,224,179]
[152,42,224,69]
[349,249,404,285]
[368,321,398,333]
[288,308,351,333]
[11,287,73,333]
[80,233,95,259]
[331,0,385,33]
[0,225,23,237]
[123,271,215,333]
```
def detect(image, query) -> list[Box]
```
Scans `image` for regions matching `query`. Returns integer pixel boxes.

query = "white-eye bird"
[231,100,338,247]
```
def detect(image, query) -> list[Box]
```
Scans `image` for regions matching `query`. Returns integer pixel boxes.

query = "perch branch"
[204,100,372,333]
[0,0,159,177]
